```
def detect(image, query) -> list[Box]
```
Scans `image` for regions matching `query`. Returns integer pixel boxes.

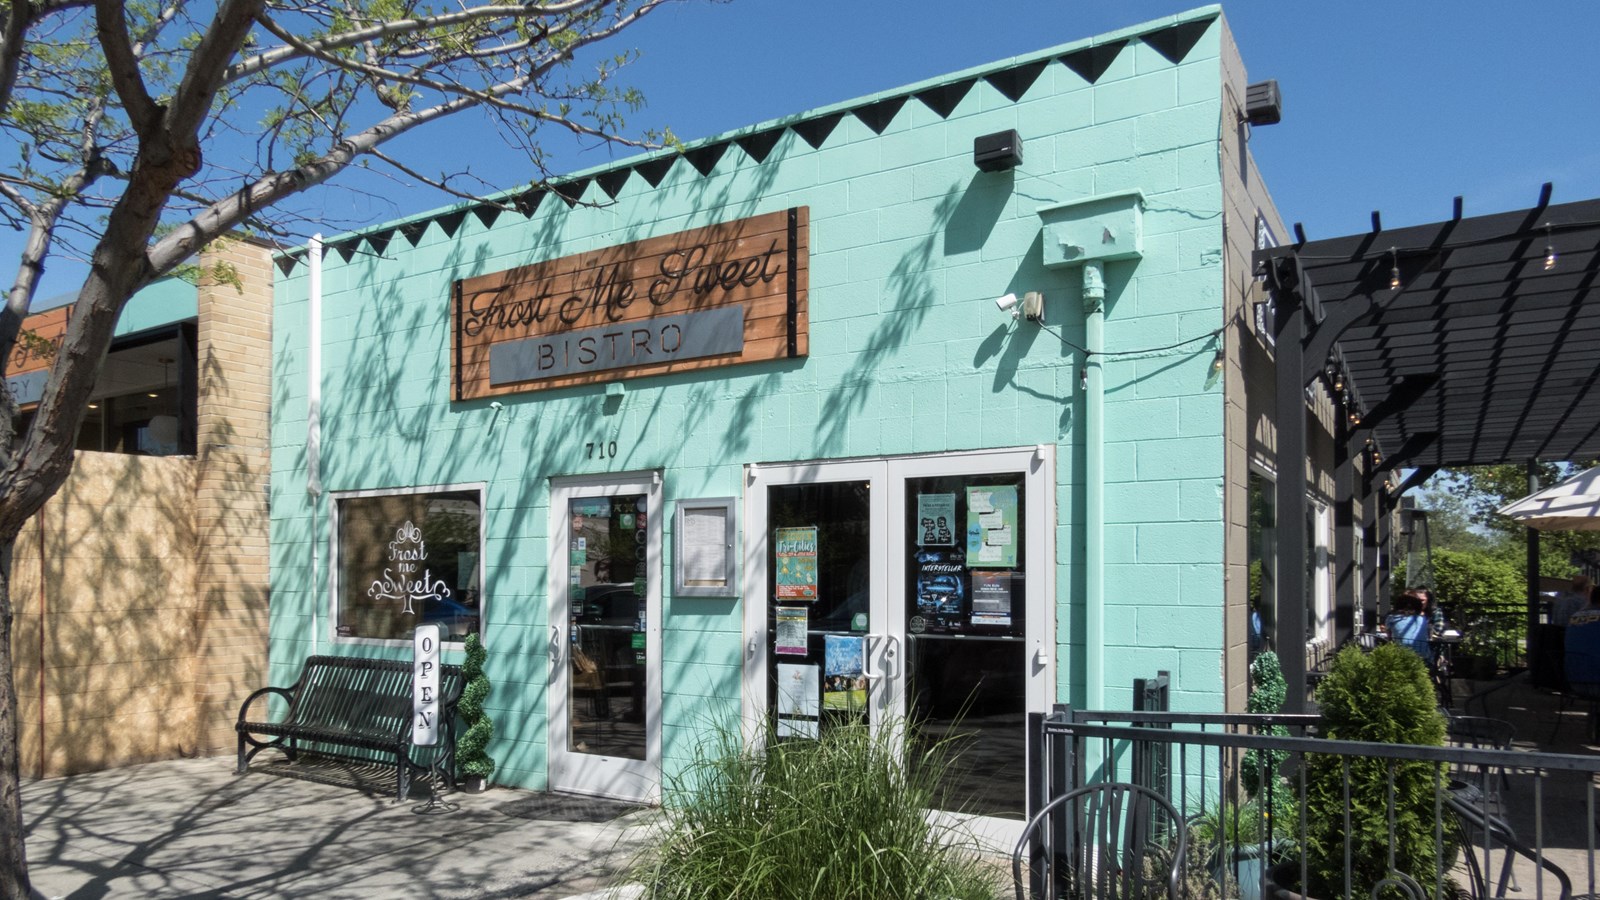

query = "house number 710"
[586,440,619,459]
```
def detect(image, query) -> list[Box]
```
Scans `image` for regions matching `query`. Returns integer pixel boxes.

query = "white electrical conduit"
[307,234,324,653]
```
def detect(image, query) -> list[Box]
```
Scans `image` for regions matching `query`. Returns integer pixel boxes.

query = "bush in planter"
[455,632,495,786]
[1299,644,1448,900]
[636,719,998,899]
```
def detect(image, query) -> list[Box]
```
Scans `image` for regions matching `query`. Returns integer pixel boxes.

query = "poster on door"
[775,526,819,601]
[970,571,1013,628]
[966,485,1018,568]
[775,606,809,656]
[916,493,957,546]
[913,547,966,633]
[822,634,867,710]
[776,663,820,739]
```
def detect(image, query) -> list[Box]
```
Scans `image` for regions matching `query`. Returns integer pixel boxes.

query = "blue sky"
[10,1,1600,299]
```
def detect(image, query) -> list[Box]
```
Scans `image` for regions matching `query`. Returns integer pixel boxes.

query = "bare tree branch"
[228,0,605,82]
[93,0,160,134]
[252,0,666,145]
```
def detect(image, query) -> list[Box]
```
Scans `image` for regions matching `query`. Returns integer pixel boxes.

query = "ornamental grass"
[635,719,1001,900]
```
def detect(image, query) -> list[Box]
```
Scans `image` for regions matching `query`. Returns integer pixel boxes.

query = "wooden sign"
[451,207,808,399]
[4,306,69,409]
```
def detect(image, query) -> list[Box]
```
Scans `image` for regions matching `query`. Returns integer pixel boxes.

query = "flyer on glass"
[775,606,809,656]
[776,663,820,739]
[775,526,820,602]
[916,493,957,546]
[970,570,1013,627]
[966,485,1018,568]
[823,634,867,710]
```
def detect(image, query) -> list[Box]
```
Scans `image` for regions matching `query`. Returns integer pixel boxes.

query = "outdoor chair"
[1445,715,1516,801]
[1446,781,1572,900]
[1012,782,1186,900]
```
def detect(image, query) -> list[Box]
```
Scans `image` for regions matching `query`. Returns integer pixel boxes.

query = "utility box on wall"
[1037,191,1145,268]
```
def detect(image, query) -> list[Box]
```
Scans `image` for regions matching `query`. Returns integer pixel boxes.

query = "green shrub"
[1241,652,1297,836]
[456,633,495,780]
[1302,645,1448,900]
[637,721,999,899]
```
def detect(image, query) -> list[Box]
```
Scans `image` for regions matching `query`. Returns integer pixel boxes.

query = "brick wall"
[193,238,274,755]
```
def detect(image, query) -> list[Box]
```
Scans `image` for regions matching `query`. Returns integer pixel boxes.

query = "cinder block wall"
[13,452,197,778]
[194,238,274,755]
[269,9,1251,788]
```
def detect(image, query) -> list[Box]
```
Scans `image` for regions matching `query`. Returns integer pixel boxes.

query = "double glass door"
[742,449,1052,840]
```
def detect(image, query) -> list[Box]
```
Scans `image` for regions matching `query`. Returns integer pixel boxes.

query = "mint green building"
[269,7,1304,838]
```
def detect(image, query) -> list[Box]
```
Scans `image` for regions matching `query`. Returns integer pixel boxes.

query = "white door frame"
[740,447,1056,845]
[548,470,663,802]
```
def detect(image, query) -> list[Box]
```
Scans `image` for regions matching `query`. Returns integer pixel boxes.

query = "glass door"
[744,448,1054,847]
[743,461,892,739]
[549,473,662,801]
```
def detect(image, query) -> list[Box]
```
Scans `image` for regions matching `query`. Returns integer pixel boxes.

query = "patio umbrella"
[1497,465,1600,531]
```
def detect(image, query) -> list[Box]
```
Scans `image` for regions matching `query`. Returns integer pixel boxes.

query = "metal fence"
[1023,707,1599,900]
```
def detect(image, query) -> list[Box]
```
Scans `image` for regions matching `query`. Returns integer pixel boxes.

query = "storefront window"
[335,488,482,642]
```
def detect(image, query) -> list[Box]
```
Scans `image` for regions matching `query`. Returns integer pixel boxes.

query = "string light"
[1211,346,1225,373]
[1543,224,1557,272]
[1080,362,1088,390]
[1389,248,1401,291]
[1333,371,1345,392]
[1348,409,1362,426]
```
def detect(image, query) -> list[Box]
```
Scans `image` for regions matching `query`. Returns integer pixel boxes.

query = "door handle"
[883,634,900,681]
[862,633,881,679]
[549,625,562,662]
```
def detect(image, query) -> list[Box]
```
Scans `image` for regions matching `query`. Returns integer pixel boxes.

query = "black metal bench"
[236,655,465,801]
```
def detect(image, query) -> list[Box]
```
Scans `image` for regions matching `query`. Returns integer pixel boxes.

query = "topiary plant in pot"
[456,632,496,792]
[1273,644,1450,900]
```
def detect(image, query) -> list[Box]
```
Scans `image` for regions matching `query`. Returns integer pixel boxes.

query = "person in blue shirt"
[1386,589,1435,666]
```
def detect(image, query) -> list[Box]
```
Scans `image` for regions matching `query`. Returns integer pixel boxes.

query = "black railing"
[1023,707,1600,900]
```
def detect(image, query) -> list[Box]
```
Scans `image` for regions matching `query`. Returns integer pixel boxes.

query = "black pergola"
[1254,187,1600,709]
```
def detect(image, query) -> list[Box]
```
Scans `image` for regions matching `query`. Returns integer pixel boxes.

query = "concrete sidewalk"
[22,756,653,899]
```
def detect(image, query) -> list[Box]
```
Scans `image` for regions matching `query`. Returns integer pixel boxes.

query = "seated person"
[1386,589,1435,666]
[1565,610,1600,693]
[1553,575,1593,626]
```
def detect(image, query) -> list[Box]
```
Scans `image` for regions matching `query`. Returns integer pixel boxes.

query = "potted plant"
[1268,644,1450,900]
[1191,652,1295,900]
[456,632,496,792]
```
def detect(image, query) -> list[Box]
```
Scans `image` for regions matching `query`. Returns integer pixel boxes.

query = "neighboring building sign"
[451,207,809,399]
[4,306,69,409]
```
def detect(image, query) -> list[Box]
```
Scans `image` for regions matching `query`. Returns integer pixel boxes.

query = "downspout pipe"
[1082,260,1106,710]
[307,235,324,653]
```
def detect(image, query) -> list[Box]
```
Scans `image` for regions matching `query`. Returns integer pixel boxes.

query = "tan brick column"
[193,237,274,755]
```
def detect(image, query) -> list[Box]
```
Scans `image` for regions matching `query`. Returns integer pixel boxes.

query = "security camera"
[994,291,1044,323]
[489,401,504,410]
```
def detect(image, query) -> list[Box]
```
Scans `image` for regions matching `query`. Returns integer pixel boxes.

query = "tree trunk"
[0,536,28,899]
